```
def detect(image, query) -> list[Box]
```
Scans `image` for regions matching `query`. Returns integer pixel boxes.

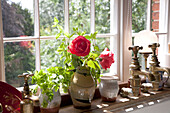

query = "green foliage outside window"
[132,0,147,33]
[2,0,35,87]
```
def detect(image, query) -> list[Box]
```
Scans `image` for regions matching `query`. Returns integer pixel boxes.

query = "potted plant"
[32,66,63,113]
[52,18,115,108]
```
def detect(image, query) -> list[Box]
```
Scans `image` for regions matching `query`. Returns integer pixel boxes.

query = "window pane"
[96,37,110,73]
[2,0,34,37]
[132,0,148,33]
[95,0,110,34]
[39,0,64,36]
[40,39,64,69]
[69,0,90,34]
[4,41,35,87]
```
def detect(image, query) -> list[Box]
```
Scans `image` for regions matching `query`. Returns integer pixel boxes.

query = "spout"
[133,70,155,81]
[155,67,170,76]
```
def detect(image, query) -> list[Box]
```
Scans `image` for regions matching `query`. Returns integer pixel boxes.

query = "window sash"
[0,0,121,81]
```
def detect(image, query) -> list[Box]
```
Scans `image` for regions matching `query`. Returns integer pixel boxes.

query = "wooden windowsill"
[60,81,128,107]
[59,88,170,113]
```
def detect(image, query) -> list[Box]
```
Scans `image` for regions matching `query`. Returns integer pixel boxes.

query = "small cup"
[99,76,119,102]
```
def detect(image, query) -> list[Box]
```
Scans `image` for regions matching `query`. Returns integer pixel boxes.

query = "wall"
[152,0,160,32]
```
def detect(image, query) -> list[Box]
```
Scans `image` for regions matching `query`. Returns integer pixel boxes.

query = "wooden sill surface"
[59,88,170,113]
[60,81,128,107]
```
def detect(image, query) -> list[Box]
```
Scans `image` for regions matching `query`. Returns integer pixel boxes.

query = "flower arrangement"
[52,17,115,90]
[31,18,115,108]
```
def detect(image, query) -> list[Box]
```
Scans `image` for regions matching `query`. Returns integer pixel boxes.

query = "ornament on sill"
[99,75,119,102]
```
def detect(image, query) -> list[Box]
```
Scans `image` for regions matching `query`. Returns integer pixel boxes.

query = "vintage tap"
[18,73,34,113]
[148,43,170,91]
[129,46,155,96]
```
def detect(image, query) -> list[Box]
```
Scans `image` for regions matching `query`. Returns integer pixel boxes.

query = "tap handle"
[18,73,34,81]
[18,73,34,98]
[129,46,143,58]
[148,43,160,48]
[148,43,160,55]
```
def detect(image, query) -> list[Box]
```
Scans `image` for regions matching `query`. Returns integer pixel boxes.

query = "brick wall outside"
[152,0,160,32]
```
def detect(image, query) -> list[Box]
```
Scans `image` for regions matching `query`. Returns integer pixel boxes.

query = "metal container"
[20,98,33,113]
[99,76,119,102]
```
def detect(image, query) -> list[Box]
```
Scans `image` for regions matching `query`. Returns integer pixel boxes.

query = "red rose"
[68,36,90,56]
[19,41,32,48]
[99,48,115,70]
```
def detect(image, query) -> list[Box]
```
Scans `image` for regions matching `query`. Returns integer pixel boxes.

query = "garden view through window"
[2,0,113,87]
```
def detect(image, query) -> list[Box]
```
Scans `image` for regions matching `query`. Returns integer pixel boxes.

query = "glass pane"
[2,0,34,37]
[96,37,110,73]
[132,0,148,33]
[95,0,110,34]
[40,39,64,70]
[69,0,90,34]
[39,0,64,36]
[4,41,35,87]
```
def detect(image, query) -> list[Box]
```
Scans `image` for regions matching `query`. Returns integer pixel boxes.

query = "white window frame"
[0,0,133,83]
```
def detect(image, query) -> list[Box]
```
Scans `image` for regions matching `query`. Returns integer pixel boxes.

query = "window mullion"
[167,0,170,44]
[110,0,120,77]
[34,0,41,71]
[0,1,5,81]
[65,0,69,33]
[90,0,95,33]
[146,0,152,30]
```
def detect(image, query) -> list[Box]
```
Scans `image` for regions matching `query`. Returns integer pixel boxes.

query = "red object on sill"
[0,81,22,113]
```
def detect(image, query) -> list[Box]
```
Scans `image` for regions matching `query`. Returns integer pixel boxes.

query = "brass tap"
[18,73,34,99]
[148,43,170,90]
[18,73,34,113]
[129,46,155,96]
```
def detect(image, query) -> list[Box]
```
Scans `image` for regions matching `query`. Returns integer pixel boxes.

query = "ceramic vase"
[99,76,119,102]
[39,89,61,113]
[69,66,95,109]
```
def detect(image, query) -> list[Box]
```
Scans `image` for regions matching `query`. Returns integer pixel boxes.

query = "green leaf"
[69,32,75,39]
[94,61,101,69]
[57,25,63,31]
[64,32,70,38]
[87,60,96,69]
[57,48,63,52]
[90,53,98,58]
[54,17,59,23]
[56,33,61,39]
[94,45,99,51]
[73,27,76,31]
[62,38,66,42]
[85,35,91,40]
[80,31,86,36]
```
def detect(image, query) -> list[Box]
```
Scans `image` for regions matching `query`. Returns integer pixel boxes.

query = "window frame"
[0,0,133,83]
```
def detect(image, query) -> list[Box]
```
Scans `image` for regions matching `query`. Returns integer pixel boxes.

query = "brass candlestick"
[139,51,152,70]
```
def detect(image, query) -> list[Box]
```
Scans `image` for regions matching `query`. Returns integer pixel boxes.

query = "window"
[0,0,124,87]
[132,0,170,69]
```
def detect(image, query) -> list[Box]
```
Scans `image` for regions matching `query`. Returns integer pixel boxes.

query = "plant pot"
[39,89,61,113]
[69,66,95,109]
[99,76,119,102]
